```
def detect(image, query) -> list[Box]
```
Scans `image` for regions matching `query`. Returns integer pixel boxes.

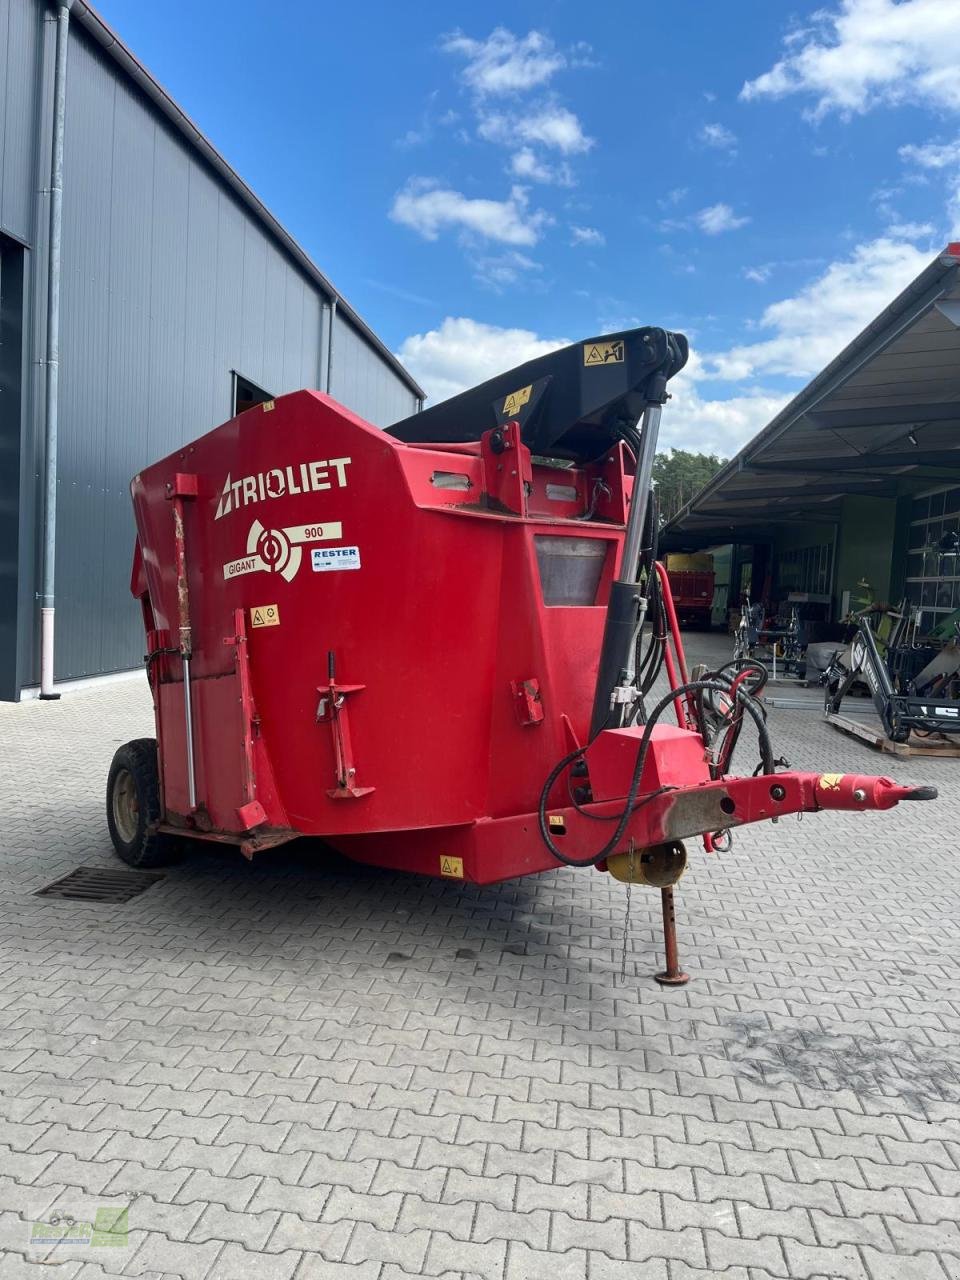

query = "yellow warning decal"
[503,384,532,417]
[440,856,464,879]
[262,400,275,412]
[251,604,280,628]
[818,773,844,790]
[548,815,565,828]
[584,340,625,367]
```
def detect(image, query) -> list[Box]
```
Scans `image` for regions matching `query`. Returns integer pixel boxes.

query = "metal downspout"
[325,296,337,394]
[39,1,71,700]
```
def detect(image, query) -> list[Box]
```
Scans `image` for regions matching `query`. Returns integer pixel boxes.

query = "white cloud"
[702,236,930,381]
[479,104,593,154]
[744,265,772,283]
[659,187,688,209]
[471,250,542,291]
[741,0,960,118]
[899,135,960,235]
[390,180,548,246]
[509,147,574,186]
[395,317,568,404]
[899,137,960,170]
[696,203,751,234]
[699,122,738,151]
[660,371,789,456]
[884,219,937,239]
[659,202,749,235]
[442,28,565,96]
[568,41,598,70]
[396,27,597,272]
[570,225,605,247]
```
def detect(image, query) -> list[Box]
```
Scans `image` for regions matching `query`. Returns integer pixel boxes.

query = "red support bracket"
[165,472,199,500]
[511,677,544,726]
[480,421,532,515]
[223,607,268,831]
[316,663,375,800]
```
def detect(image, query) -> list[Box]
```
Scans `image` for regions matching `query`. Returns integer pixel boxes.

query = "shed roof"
[662,244,960,548]
[71,1,425,401]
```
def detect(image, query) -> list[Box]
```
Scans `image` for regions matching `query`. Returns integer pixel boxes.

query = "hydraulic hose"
[538,674,774,868]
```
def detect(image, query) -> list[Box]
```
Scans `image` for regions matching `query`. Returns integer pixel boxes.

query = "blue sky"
[95,0,960,455]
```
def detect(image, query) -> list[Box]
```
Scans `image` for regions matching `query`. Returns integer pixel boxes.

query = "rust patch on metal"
[172,501,192,656]
[660,788,743,840]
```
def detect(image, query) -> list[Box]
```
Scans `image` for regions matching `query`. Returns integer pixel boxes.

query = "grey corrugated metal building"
[0,0,423,700]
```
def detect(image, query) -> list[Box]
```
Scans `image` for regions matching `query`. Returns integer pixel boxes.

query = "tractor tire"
[106,738,184,868]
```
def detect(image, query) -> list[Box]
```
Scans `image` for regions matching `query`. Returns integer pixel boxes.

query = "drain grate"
[35,865,164,903]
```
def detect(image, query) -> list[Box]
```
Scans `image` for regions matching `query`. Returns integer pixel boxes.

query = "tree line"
[652,449,726,523]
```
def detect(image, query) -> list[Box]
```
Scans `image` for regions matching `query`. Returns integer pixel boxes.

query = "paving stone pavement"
[1,635,959,1280]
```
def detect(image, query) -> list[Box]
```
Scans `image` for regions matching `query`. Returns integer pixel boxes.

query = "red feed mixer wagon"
[108,326,935,983]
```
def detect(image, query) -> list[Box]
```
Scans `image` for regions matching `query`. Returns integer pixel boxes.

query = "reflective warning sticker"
[251,604,280,628]
[818,773,844,790]
[262,400,275,412]
[583,340,625,366]
[503,384,532,416]
[312,545,361,573]
[548,815,565,828]
[440,856,464,878]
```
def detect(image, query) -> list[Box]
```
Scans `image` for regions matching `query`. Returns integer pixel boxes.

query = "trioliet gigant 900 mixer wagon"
[107,327,936,983]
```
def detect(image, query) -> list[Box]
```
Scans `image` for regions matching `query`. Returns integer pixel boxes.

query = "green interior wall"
[772,523,836,555]
[834,495,897,608]
[769,522,836,605]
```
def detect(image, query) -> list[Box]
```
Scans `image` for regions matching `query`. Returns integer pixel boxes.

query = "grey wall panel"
[281,270,305,392]
[262,245,286,385]
[17,16,418,684]
[57,29,114,680]
[330,314,418,427]
[0,0,41,243]
[212,194,244,422]
[239,221,266,380]
[146,122,190,464]
[299,289,323,395]
[180,166,220,437]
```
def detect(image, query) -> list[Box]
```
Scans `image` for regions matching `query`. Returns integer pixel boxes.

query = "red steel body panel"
[132,391,627,873]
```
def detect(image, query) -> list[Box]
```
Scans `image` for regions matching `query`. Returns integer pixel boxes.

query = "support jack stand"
[654,886,689,986]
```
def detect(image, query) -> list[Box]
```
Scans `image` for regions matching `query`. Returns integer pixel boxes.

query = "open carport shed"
[663,244,960,629]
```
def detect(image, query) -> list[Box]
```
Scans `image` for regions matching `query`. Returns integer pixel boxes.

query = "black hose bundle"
[633,562,667,711]
[694,659,768,779]
[538,665,774,868]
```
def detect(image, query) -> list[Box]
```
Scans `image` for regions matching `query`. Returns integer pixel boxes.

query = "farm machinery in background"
[824,599,960,743]
[664,552,714,628]
[107,327,936,985]
[732,596,805,680]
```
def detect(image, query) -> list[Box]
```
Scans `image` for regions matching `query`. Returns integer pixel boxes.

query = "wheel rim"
[112,768,140,844]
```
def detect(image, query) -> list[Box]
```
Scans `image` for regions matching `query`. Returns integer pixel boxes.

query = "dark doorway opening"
[232,371,273,416]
